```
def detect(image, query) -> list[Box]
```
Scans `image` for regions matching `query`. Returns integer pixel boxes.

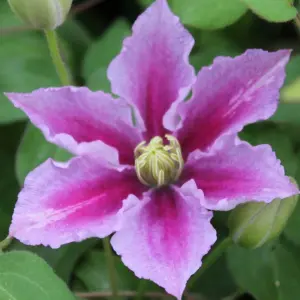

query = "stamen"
[134,135,184,187]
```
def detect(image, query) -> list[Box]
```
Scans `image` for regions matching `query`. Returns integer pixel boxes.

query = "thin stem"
[44,29,71,86]
[103,237,118,299]
[0,236,13,252]
[188,237,232,288]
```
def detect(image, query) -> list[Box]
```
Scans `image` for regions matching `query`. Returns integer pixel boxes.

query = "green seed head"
[8,0,72,29]
[134,135,184,188]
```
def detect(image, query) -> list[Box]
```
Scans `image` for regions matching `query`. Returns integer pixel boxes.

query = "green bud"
[8,0,72,29]
[228,178,299,249]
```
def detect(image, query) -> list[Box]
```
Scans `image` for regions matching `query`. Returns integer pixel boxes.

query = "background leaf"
[190,255,237,300]
[8,239,98,283]
[15,123,71,185]
[0,2,63,123]
[240,124,298,177]
[0,251,75,300]
[171,0,248,29]
[227,241,300,300]
[138,0,248,29]
[75,250,139,291]
[284,201,300,246]
[0,122,24,240]
[83,18,130,91]
[242,0,298,22]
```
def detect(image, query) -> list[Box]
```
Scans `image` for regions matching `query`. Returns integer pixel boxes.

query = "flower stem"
[0,236,13,252]
[44,29,72,86]
[103,237,118,299]
[188,236,232,288]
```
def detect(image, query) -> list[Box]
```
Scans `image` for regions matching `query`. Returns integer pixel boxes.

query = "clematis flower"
[5,0,299,298]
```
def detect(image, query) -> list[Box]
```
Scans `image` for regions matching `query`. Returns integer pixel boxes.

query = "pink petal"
[111,180,216,299]
[6,87,143,165]
[10,156,145,248]
[181,136,299,211]
[165,49,291,158]
[107,0,195,139]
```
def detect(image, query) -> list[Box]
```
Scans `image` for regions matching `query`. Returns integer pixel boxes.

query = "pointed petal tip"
[111,185,217,299]
[107,0,195,138]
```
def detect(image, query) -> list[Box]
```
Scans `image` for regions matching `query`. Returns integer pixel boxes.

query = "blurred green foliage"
[0,0,300,299]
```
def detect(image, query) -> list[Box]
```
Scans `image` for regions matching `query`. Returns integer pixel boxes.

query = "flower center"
[134,135,184,187]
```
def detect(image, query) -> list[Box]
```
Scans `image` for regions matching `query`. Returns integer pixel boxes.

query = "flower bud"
[8,0,72,30]
[228,178,299,249]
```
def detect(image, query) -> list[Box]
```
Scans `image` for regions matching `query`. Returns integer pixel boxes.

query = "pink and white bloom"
[6,0,298,298]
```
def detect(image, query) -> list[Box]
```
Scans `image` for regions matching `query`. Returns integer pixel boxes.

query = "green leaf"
[0,251,75,300]
[240,124,298,177]
[281,56,300,103]
[227,242,300,300]
[281,78,300,103]
[83,18,130,90]
[87,68,111,93]
[190,31,242,71]
[227,244,276,300]
[16,123,72,185]
[58,19,92,77]
[190,255,237,300]
[271,103,300,125]
[8,239,98,283]
[296,153,300,184]
[138,0,248,29]
[0,2,75,124]
[0,32,59,123]
[172,0,248,30]
[284,200,300,246]
[0,122,25,240]
[272,242,300,299]
[137,0,154,7]
[75,250,139,291]
[242,0,297,22]
[283,56,300,87]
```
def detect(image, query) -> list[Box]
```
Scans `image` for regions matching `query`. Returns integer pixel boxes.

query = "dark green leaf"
[284,200,300,246]
[8,239,98,283]
[240,124,298,177]
[227,242,300,300]
[16,123,72,185]
[190,31,242,71]
[0,2,76,123]
[83,18,130,78]
[0,122,24,240]
[227,244,277,300]
[283,56,300,87]
[271,103,300,125]
[272,243,300,299]
[75,250,139,291]
[191,255,237,300]
[58,19,92,77]
[137,0,154,7]
[281,56,300,103]
[0,251,75,300]
[87,67,111,93]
